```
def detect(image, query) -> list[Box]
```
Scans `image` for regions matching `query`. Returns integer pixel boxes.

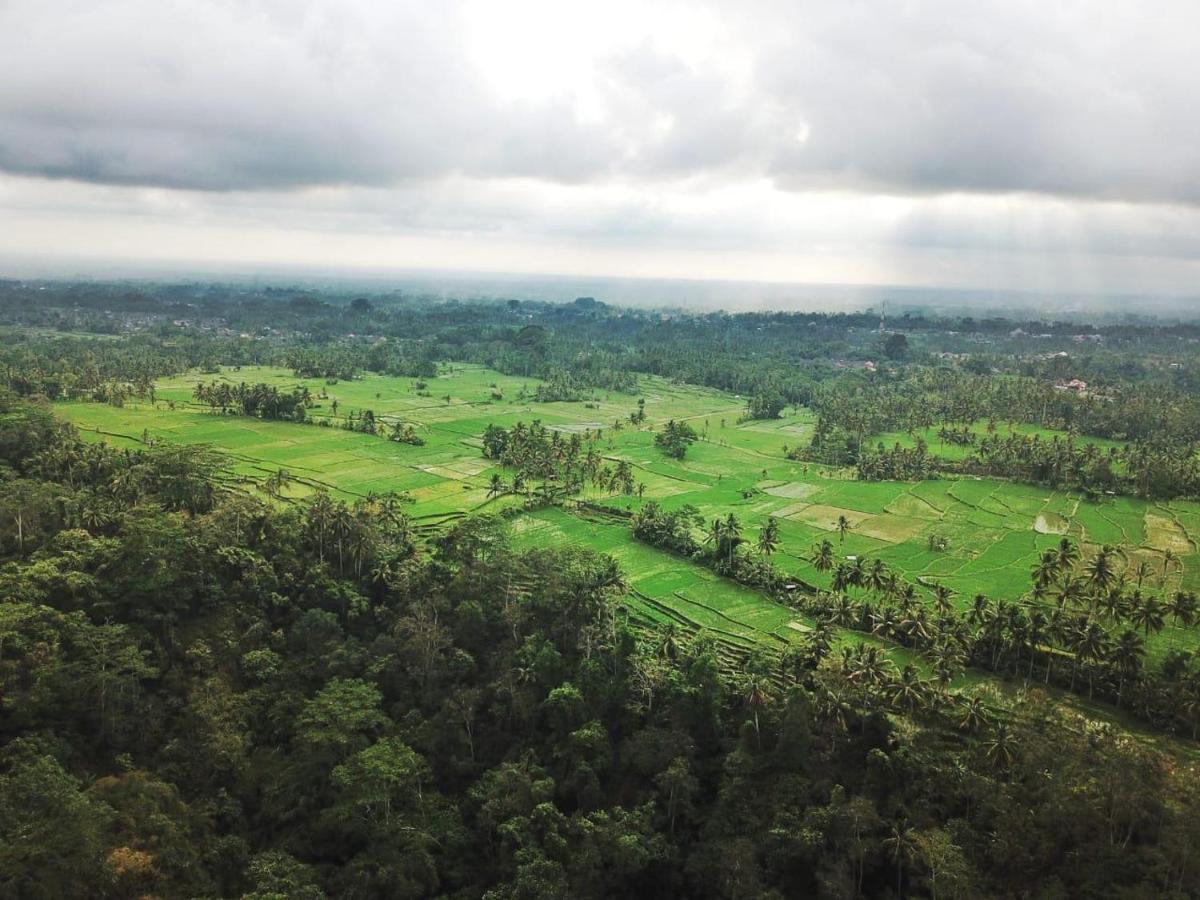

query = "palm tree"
[1071,619,1110,697]
[658,622,682,661]
[831,563,852,594]
[1055,536,1080,573]
[306,491,337,565]
[1031,550,1059,596]
[1085,545,1117,594]
[1134,560,1152,589]
[967,593,991,628]
[1109,629,1145,708]
[957,696,990,733]
[868,558,889,594]
[931,583,955,618]
[1129,594,1165,640]
[742,650,773,746]
[723,513,742,565]
[811,539,835,573]
[1096,588,1128,624]
[982,723,1018,770]
[757,516,780,559]
[830,594,862,629]
[1161,548,1178,585]
[882,821,919,898]
[705,518,725,549]
[836,514,851,544]
[854,645,894,687]
[487,473,507,500]
[1166,590,1197,632]
[887,664,929,713]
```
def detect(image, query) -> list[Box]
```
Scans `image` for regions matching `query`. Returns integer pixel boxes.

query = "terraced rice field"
[58,363,1200,657]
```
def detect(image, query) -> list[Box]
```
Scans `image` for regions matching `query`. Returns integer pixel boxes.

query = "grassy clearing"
[869,422,1127,462]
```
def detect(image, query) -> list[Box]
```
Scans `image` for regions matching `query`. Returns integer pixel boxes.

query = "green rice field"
[57,363,1200,658]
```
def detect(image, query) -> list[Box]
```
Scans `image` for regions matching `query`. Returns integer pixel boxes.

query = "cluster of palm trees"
[798,533,1200,734]
[303,489,414,579]
[481,421,641,501]
[192,379,311,422]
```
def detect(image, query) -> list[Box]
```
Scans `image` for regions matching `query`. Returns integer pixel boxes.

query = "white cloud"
[1,0,1199,293]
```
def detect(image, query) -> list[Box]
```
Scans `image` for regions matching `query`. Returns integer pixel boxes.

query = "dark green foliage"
[654,419,698,459]
[6,287,1200,896]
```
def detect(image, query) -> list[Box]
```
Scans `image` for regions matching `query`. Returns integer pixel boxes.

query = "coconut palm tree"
[1109,629,1145,708]
[831,563,852,594]
[811,539,835,573]
[1096,588,1128,624]
[931,583,955,618]
[487,473,507,500]
[868,558,889,594]
[757,516,780,559]
[887,664,929,713]
[1166,590,1197,632]
[957,696,990,733]
[1129,594,1165,640]
[658,622,682,661]
[705,518,725,549]
[1161,548,1178,585]
[742,650,773,746]
[1031,550,1060,595]
[982,723,1018,770]
[967,593,992,628]
[1085,545,1117,594]
[848,644,894,688]
[836,514,851,544]
[723,513,742,565]
[882,821,919,899]
[1134,560,1153,589]
[1071,619,1110,697]
[1055,536,1080,574]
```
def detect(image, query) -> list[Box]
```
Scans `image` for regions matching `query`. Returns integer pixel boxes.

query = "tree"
[331,737,428,827]
[487,473,507,500]
[957,696,989,733]
[243,851,324,900]
[1166,591,1197,641]
[812,539,835,573]
[1130,594,1165,640]
[654,420,698,460]
[655,756,698,836]
[981,723,1018,770]
[0,742,107,897]
[881,331,908,359]
[741,650,774,746]
[836,515,851,544]
[1085,545,1117,593]
[1110,629,1145,708]
[887,664,929,713]
[296,678,388,763]
[883,820,919,898]
[757,516,780,559]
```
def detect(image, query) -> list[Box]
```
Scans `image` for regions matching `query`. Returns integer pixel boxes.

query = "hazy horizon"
[4,255,1198,322]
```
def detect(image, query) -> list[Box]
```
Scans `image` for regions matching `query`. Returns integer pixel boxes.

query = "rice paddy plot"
[52,362,1200,653]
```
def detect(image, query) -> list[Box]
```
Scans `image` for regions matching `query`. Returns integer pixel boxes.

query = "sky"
[2,0,1199,297]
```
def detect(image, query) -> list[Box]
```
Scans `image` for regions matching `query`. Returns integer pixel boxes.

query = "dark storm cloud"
[1,0,1198,204]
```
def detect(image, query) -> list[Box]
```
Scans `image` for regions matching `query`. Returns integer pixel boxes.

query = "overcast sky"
[2,0,1199,296]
